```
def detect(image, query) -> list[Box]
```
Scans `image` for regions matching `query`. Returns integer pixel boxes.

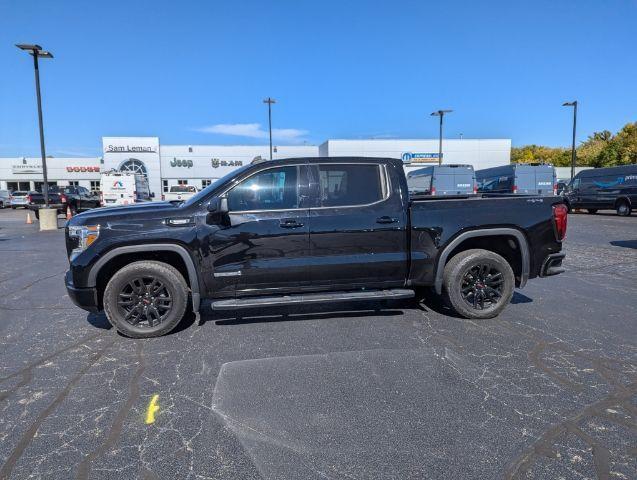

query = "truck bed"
[407,193,564,286]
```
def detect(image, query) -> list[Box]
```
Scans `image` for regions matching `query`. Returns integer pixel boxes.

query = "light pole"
[562,101,578,180]
[16,44,54,207]
[263,97,276,160]
[430,109,452,165]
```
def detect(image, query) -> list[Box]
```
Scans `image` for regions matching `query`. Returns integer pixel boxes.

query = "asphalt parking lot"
[0,207,635,480]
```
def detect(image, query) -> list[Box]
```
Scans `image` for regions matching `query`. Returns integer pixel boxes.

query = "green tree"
[513,121,637,168]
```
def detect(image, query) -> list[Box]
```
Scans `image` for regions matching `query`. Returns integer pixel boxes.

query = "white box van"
[100,171,151,206]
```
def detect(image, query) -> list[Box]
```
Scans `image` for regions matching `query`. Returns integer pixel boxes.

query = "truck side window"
[227,166,299,212]
[317,164,385,207]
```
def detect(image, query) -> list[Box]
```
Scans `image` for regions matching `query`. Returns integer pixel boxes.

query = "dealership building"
[0,136,511,196]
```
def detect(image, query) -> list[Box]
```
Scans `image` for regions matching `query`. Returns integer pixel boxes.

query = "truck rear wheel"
[103,260,188,338]
[442,249,515,320]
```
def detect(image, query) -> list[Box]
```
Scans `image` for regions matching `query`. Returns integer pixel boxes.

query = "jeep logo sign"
[170,158,193,168]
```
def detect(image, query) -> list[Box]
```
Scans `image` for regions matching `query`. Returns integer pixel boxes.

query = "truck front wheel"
[103,260,188,338]
[442,249,515,319]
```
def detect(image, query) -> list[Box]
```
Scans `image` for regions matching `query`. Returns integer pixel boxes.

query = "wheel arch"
[434,228,530,294]
[88,244,201,312]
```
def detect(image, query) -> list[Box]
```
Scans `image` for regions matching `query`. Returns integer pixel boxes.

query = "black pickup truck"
[28,185,100,218]
[65,157,568,338]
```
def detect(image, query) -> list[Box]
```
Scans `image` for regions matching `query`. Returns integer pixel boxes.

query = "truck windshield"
[181,164,253,207]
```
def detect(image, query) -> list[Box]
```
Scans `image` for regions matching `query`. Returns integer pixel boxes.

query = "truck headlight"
[68,225,100,259]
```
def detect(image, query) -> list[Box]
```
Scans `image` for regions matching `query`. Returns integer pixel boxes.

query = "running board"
[210,289,415,310]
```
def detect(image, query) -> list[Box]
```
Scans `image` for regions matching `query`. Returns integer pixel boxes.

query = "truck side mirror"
[207,196,228,214]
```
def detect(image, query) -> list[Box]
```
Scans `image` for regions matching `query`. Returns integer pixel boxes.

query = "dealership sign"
[211,158,244,168]
[11,164,43,174]
[170,158,193,168]
[66,166,101,172]
[105,145,156,153]
[401,152,440,164]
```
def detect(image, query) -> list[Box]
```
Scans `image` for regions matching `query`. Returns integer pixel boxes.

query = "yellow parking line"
[145,394,160,424]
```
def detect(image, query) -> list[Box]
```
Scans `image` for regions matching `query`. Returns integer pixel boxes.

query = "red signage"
[66,166,100,172]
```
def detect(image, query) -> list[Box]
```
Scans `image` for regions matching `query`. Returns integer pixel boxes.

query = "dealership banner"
[401,152,440,164]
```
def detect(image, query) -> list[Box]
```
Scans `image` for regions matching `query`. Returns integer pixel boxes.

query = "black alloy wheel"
[118,276,173,328]
[103,260,188,338]
[460,263,504,310]
[442,248,515,319]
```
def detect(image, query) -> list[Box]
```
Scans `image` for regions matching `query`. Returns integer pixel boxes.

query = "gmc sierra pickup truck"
[65,157,568,338]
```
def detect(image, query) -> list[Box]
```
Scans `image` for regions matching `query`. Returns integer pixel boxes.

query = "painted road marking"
[145,394,160,424]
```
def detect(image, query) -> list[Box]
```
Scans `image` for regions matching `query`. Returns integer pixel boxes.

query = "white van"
[100,171,151,207]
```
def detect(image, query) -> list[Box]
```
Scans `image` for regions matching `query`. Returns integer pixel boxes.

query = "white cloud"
[195,123,308,142]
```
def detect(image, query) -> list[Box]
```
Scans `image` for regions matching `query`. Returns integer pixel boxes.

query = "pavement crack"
[75,342,147,480]
[0,339,115,480]
[0,332,106,403]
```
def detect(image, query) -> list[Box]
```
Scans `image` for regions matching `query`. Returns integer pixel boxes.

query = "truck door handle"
[376,216,398,224]
[279,219,304,228]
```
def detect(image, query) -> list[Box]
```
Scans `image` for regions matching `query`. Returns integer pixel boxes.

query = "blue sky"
[1,0,636,157]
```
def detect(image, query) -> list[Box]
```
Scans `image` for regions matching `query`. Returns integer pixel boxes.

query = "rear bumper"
[539,253,566,277]
[65,270,100,313]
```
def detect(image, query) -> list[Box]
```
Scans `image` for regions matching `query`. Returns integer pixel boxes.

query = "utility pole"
[263,97,276,160]
[430,110,453,165]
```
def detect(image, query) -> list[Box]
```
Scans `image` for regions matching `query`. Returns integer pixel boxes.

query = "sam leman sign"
[105,145,157,153]
[402,152,440,164]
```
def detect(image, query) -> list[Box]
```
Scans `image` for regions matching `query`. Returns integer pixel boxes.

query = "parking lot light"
[431,110,453,166]
[263,97,276,160]
[16,43,54,207]
[562,101,578,180]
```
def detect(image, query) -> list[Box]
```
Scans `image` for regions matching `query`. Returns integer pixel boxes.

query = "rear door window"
[317,164,386,207]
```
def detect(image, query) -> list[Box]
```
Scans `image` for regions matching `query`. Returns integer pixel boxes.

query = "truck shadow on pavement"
[85,311,198,336]
[609,239,637,249]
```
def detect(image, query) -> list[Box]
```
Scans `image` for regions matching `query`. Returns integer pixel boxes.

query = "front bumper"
[539,253,566,277]
[65,270,100,312]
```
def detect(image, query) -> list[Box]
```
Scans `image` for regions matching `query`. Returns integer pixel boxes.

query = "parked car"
[0,190,9,209]
[27,185,101,218]
[162,185,198,202]
[556,180,569,196]
[562,164,637,216]
[9,191,30,209]
[477,163,557,195]
[406,164,477,196]
[101,170,151,207]
[65,157,568,338]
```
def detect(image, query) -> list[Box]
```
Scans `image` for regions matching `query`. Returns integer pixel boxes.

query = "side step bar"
[210,289,415,310]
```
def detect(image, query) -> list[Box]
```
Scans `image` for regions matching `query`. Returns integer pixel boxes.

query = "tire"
[587,209,598,214]
[442,249,515,320]
[616,200,631,217]
[103,260,189,338]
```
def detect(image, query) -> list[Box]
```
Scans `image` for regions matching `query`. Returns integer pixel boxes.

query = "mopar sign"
[402,152,440,164]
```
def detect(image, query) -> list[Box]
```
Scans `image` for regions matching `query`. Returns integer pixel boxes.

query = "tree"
[513,121,637,168]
